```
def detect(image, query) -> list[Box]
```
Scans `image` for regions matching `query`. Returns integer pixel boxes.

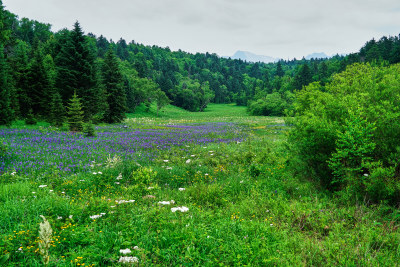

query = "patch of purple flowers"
[0,123,246,175]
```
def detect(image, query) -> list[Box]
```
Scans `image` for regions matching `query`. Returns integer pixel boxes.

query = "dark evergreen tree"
[293,63,313,90]
[8,40,30,117]
[49,91,65,127]
[55,21,102,120]
[0,45,12,126]
[275,61,284,77]
[67,92,84,132]
[102,49,126,123]
[27,42,52,116]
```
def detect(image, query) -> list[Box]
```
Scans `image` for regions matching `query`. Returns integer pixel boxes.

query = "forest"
[2,1,400,126]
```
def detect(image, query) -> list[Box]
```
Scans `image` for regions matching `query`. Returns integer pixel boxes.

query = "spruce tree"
[27,43,52,116]
[102,49,126,123]
[55,21,102,120]
[0,45,12,126]
[67,92,84,132]
[49,91,65,127]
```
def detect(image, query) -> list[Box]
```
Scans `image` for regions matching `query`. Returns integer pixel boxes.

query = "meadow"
[0,104,399,266]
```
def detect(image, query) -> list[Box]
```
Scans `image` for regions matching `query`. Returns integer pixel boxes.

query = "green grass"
[0,104,399,266]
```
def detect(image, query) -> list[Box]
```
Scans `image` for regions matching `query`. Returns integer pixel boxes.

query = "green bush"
[83,121,96,137]
[248,92,288,116]
[288,63,400,203]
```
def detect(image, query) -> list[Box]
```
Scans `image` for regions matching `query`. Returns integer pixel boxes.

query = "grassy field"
[0,104,399,266]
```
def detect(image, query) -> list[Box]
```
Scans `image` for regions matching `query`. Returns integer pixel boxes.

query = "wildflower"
[49,190,54,192]
[171,206,189,212]
[364,173,369,177]
[57,216,62,220]
[147,187,154,190]
[191,155,195,157]
[205,173,209,176]
[120,248,131,254]
[186,159,191,164]
[90,215,102,219]
[79,180,85,182]
[163,160,169,162]
[11,171,16,176]
[32,192,36,194]
[119,256,138,263]
[158,201,172,205]
[116,173,123,180]
[133,246,139,250]
[98,171,102,174]
[115,182,120,185]
[39,215,53,265]
[39,185,47,188]
[166,167,172,170]
[93,172,97,175]
[69,215,73,219]
[240,180,244,183]
[179,188,185,191]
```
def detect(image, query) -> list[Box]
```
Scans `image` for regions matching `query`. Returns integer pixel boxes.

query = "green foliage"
[248,92,288,116]
[0,139,7,157]
[129,167,157,197]
[83,121,96,137]
[288,63,400,202]
[25,109,37,125]
[0,45,13,126]
[102,49,126,123]
[67,92,84,132]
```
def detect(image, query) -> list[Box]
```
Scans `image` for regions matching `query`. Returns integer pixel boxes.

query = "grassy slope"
[0,104,399,266]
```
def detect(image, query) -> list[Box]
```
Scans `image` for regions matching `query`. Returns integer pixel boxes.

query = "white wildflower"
[69,215,73,219]
[240,180,244,184]
[93,172,97,175]
[364,173,369,177]
[166,167,172,170]
[90,215,102,219]
[119,248,131,254]
[179,188,185,191]
[116,173,123,180]
[147,187,154,190]
[158,201,172,205]
[186,159,191,164]
[171,206,189,212]
[79,180,85,182]
[163,160,169,162]
[39,185,47,188]
[191,155,195,157]
[205,173,209,176]
[98,171,102,174]
[115,182,120,185]
[57,216,62,220]
[133,246,139,250]
[119,256,139,263]
[32,192,36,194]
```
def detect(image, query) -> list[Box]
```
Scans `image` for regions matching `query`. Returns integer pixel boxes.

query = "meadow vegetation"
[1,104,399,266]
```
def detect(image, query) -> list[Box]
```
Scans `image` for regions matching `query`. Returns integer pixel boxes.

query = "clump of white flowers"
[39,215,53,266]
[171,206,189,212]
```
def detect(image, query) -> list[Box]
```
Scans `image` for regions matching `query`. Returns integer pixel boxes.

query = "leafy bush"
[288,63,400,203]
[83,121,96,137]
[248,92,287,116]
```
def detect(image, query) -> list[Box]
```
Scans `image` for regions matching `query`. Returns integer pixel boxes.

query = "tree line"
[1,0,400,127]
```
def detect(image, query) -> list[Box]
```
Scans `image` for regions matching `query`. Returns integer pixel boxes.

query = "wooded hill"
[1,0,400,126]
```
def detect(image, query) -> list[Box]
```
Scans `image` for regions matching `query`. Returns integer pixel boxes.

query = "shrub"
[288,63,400,203]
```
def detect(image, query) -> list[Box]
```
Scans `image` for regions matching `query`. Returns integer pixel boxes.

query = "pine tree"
[0,45,12,126]
[275,61,284,77]
[67,92,84,132]
[49,91,65,127]
[55,21,102,120]
[102,49,126,123]
[8,40,31,117]
[27,42,52,116]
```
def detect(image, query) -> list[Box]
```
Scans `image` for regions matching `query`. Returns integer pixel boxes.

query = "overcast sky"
[3,0,400,59]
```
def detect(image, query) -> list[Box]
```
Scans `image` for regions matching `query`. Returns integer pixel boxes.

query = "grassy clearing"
[0,104,399,266]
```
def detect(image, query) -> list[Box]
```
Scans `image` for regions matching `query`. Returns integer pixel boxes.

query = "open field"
[0,104,399,266]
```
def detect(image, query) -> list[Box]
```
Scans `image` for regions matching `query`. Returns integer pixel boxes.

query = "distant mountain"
[305,52,329,60]
[229,51,280,63]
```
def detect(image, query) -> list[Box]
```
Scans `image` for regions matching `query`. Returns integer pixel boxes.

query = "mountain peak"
[230,51,279,63]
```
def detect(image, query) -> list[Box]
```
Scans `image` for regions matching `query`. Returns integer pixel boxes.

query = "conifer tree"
[0,45,12,126]
[49,91,65,127]
[55,21,102,120]
[67,92,84,132]
[102,49,126,123]
[27,43,52,116]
